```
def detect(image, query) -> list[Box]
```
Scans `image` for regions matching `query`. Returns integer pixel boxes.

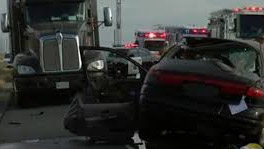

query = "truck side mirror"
[165,41,169,48]
[1,13,10,33]
[103,7,113,27]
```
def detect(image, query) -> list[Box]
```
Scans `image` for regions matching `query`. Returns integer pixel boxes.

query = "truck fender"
[13,50,41,73]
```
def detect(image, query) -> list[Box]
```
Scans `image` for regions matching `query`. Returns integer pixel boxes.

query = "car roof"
[184,37,262,52]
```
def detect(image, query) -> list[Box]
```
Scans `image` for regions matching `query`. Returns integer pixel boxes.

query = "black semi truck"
[1,0,112,105]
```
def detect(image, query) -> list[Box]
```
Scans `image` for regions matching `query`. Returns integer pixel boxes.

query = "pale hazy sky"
[1,0,264,48]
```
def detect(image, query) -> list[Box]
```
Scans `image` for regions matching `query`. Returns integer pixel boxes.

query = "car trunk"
[144,59,262,113]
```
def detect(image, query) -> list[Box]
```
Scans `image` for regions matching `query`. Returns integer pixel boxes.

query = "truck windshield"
[240,15,264,38]
[144,41,165,51]
[26,2,85,24]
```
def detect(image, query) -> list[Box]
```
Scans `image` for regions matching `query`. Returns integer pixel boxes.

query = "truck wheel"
[8,91,17,108]
[16,92,30,108]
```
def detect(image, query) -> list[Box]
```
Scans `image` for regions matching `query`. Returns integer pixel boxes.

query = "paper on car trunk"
[228,96,248,115]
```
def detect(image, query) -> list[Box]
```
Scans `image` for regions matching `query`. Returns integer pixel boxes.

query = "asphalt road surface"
[0,105,73,143]
[0,94,146,149]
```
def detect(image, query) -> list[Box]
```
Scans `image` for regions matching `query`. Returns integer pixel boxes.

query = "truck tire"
[16,92,30,108]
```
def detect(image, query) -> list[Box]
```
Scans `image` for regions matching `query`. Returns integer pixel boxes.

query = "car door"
[138,48,154,70]
[64,46,150,142]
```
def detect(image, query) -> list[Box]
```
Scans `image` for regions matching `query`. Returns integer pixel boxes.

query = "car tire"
[138,116,162,142]
[259,128,264,147]
[139,127,161,142]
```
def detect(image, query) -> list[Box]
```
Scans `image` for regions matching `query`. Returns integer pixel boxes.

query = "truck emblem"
[56,33,63,45]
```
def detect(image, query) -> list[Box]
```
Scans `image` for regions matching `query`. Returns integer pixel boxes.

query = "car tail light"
[247,87,264,99]
[149,69,264,99]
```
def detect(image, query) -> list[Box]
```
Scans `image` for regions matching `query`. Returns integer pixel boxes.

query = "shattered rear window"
[172,46,258,75]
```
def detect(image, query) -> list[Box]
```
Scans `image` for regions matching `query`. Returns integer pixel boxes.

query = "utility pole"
[5,37,8,53]
[114,0,122,47]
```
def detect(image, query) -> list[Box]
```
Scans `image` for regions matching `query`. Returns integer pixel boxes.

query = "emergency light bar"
[125,43,138,48]
[233,6,264,13]
[138,32,166,39]
[145,33,157,38]
[244,6,263,11]
[189,28,208,34]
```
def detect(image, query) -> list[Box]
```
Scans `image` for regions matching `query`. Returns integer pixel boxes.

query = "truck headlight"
[87,60,104,71]
[17,65,36,74]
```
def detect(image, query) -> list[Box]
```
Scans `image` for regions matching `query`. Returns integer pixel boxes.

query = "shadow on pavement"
[7,92,73,110]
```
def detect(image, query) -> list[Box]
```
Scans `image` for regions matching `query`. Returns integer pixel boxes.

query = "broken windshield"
[26,2,85,24]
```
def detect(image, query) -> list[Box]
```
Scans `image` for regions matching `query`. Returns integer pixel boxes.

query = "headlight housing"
[87,60,104,71]
[17,65,36,74]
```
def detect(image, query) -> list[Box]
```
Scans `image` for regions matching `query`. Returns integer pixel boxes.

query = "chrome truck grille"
[40,33,82,72]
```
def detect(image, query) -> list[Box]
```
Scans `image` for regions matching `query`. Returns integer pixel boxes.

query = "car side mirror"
[1,13,10,33]
[103,7,113,27]
[165,41,169,47]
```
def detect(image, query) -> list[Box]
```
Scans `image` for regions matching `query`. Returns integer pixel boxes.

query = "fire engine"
[135,27,210,59]
[135,29,167,60]
[208,6,264,40]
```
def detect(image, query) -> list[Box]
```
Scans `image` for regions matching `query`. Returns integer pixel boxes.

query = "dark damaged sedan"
[139,37,264,147]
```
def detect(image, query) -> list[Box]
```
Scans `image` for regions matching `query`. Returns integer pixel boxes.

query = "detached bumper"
[14,72,86,94]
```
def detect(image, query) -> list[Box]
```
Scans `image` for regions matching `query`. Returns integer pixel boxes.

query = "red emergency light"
[160,33,166,38]
[192,29,198,33]
[233,8,241,13]
[125,43,138,48]
[144,32,166,39]
[244,6,263,12]
[149,33,157,38]
[201,29,207,33]
[190,28,208,34]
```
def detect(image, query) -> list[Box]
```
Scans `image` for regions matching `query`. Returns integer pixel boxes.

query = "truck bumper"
[14,72,86,95]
